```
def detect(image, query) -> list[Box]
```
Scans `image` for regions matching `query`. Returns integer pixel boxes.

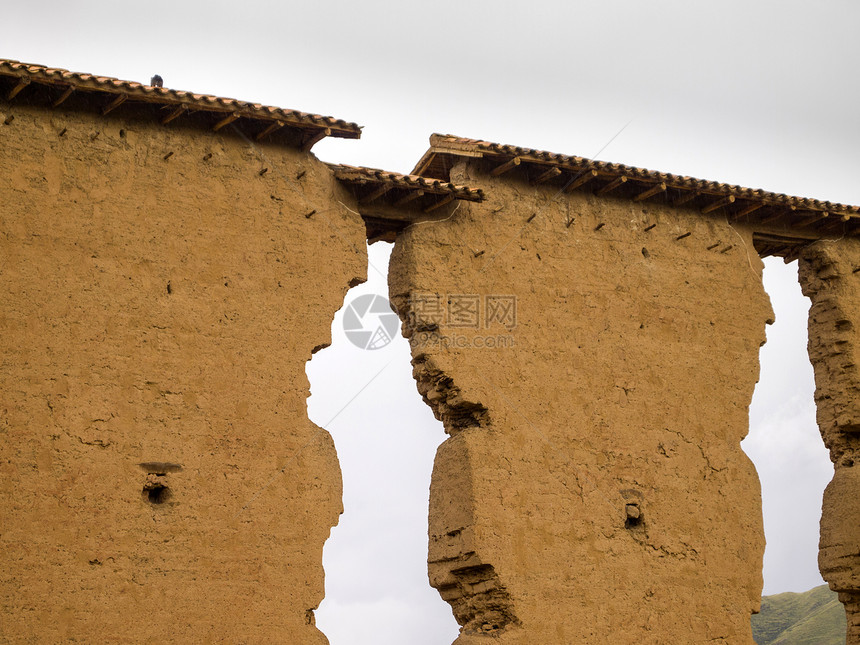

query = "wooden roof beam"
[595,175,627,196]
[490,157,521,177]
[300,127,331,152]
[101,93,128,115]
[797,211,829,227]
[424,193,456,213]
[359,184,394,205]
[213,112,239,132]
[564,169,598,193]
[52,85,74,107]
[701,195,735,214]
[255,120,284,141]
[633,182,666,202]
[818,213,852,230]
[7,76,30,100]
[732,202,765,220]
[394,190,424,208]
[161,105,186,125]
[532,166,562,185]
[673,190,700,207]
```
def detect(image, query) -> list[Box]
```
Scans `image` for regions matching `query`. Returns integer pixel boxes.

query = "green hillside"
[752,584,846,645]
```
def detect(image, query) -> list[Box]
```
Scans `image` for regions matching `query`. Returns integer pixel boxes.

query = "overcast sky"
[5,1,859,643]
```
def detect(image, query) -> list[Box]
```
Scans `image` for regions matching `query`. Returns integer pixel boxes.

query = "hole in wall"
[308,242,459,645]
[741,258,833,596]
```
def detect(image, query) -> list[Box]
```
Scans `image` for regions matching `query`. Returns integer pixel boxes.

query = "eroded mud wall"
[0,102,366,642]
[799,241,860,644]
[390,161,772,644]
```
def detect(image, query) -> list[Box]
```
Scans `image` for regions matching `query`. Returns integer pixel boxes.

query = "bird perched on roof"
[150,75,163,88]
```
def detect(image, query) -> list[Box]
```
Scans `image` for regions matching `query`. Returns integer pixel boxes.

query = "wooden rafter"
[733,202,765,219]
[595,175,627,197]
[213,112,239,132]
[161,105,186,125]
[255,120,284,141]
[424,193,455,213]
[394,190,424,207]
[564,169,597,193]
[490,157,521,177]
[797,211,829,227]
[532,166,562,185]
[52,85,74,107]
[7,77,30,100]
[633,182,666,202]
[300,127,331,152]
[101,94,127,115]
[701,195,735,214]
[359,185,393,205]
[673,190,699,207]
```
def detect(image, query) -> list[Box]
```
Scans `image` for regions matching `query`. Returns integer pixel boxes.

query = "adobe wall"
[389,160,773,643]
[798,241,860,644]
[0,101,366,642]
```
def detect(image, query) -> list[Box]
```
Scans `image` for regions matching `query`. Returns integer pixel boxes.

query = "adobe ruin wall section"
[0,101,366,642]
[389,160,773,643]
[798,241,860,644]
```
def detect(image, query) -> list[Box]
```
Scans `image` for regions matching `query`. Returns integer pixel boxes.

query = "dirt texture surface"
[799,240,860,644]
[389,159,772,644]
[0,102,366,642]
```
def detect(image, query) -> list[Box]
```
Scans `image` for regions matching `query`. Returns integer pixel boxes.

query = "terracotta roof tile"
[328,163,484,201]
[0,59,361,140]
[414,134,860,218]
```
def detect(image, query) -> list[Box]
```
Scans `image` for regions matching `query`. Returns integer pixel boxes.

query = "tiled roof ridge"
[0,59,361,138]
[328,163,484,200]
[421,133,860,215]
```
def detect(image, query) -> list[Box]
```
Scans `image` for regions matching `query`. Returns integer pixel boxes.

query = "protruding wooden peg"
[526,213,537,223]
[707,242,721,250]
[163,151,174,160]
[676,232,692,240]
[565,217,575,228]
[305,209,317,219]
[595,222,606,231]
[643,223,657,232]
[259,168,268,176]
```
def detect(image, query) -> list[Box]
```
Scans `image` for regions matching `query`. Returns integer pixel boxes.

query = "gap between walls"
[306,242,460,645]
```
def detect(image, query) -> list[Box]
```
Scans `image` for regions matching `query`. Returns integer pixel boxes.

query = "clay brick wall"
[799,241,860,644]
[389,159,773,644]
[0,100,366,642]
